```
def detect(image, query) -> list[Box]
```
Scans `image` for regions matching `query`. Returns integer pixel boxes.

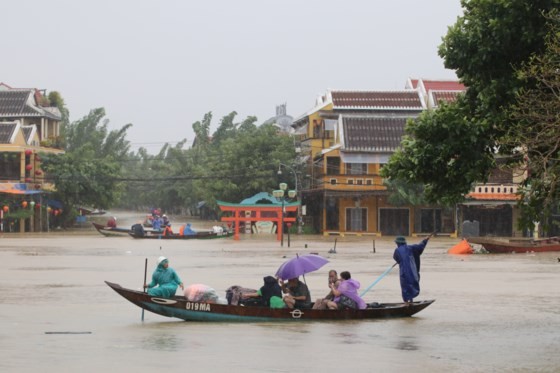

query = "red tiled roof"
[422,80,465,91]
[431,90,463,106]
[331,90,424,110]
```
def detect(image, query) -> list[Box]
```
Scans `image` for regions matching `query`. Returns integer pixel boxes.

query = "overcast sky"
[2,0,463,153]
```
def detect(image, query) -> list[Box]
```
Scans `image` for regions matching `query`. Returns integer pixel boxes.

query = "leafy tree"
[42,108,131,226]
[382,0,560,228]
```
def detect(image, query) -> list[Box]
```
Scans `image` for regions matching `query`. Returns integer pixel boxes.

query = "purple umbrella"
[275,253,329,281]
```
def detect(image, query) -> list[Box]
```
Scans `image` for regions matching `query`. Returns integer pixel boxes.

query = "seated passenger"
[313,269,340,309]
[183,223,196,236]
[152,216,163,231]
[281,277,312,309]
[163,223,174,236]
[242,276,286,308]
[326,271,366,310]
[144,256,184,298]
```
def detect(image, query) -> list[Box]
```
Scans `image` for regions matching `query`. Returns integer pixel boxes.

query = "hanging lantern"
[35,170,42,176]
[30,201,36,208]
[54,209,59,216]
[25,178,32,183]
[22,201,28,208]
[25,164,32,171]
[47,207,52,213]
[2,206,8,212]
[25,149,32,156]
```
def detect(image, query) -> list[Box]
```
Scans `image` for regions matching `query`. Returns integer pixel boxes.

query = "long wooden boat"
[92,222,133,237]
[467,236,560,253]
[105,281,434,322]
[128,230,233,240]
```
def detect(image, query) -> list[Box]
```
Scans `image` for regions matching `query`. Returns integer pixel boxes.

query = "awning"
[340,152,391,164]
[0,183,43,195]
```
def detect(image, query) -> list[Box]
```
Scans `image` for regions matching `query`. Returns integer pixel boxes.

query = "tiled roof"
[430,90,463,106]
[421,80,465,91]
[0,90,43,117]
[342,116,411,152]
[332,90,424,111]
[0,121,19,144]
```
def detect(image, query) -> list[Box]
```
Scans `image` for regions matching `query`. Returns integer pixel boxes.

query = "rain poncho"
[393,239,428,302]
[183,223,196,236]
[146,260,183,298]
[335,278,366,309]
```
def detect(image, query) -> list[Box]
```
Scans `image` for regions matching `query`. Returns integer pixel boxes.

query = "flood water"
[1,213,559,372]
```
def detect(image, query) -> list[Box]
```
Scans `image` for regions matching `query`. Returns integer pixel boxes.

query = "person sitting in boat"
[182,223,196,236]
[312,269,340,310]
[326,271,366,310]
[162,214,170,226]
[144,256,184,298]
[106,216,117,228]
[163,223,174,236]
[242,276,286,308]
[152,216,163,231]
[281,277,312,309]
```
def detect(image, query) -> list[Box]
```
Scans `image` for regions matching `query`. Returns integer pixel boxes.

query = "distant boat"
[467,236,560,253]
[105,281,435,322]
[128,230,233,240]
[92,222,131,237]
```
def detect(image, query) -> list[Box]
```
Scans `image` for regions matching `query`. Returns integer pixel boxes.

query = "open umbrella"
[275,253,329,281]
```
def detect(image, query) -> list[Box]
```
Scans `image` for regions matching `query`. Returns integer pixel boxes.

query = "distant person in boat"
[326,271,366,310]
[312,269,340,309]
[281,277,312,309]
[242,276,286,308]
[106,217,117,228]
[131,223,145,237]
[144,256,184,298]
[163,223,174,236]
[182,223,196,236]
[393,233,433,304]
[152,216,163,231]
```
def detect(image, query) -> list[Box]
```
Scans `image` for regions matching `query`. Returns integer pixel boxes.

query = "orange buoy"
[448,239,474,255]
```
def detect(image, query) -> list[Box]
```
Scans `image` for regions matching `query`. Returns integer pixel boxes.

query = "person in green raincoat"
[144,256,184,298]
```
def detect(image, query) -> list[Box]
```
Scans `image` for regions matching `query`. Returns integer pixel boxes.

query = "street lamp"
[273,182,296,247]
[278,163,301,234]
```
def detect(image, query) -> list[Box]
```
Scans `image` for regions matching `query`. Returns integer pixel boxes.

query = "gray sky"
[2,0,463,153]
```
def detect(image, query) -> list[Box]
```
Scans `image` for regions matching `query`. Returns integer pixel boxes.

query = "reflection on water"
[0,227,559,372]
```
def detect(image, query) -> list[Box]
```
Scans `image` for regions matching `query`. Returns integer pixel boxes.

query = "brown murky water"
[1,212,559,372]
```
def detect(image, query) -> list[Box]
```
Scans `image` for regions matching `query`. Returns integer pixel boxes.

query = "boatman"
[393,233,433,304]
[144,256,184,298]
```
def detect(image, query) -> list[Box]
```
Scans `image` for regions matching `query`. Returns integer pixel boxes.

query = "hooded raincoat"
[335,278,367,309]
[393,238,428,302]
[146,259,183,298]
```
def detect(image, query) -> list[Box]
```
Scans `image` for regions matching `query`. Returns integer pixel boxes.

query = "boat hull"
[106,281,434,322]
[467,236,560,253]
[92,222,132,237]
[128,231,233,240]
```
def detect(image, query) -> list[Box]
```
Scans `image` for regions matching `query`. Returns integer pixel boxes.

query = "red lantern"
[35,170,42,175]
[25,178,32,183]
[25,149,32,156]
[35,203,41,209]
[2,206,8,212]
[54,210,59,216]
[25,164,32,171]
[22,201,28,208]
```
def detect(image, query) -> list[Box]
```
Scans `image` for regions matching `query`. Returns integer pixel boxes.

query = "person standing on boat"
[144,256,184,298]
[393,234,433,303]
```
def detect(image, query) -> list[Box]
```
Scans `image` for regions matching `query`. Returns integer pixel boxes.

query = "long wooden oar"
[141,258,148,321]
[360,263,397,297]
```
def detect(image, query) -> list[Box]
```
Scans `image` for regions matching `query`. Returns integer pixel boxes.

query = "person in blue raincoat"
[144,256,184,298]
[393,234,433,303]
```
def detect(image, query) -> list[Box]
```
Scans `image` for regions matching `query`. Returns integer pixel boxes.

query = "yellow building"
[292,88,456,236]
[0,84,64,232]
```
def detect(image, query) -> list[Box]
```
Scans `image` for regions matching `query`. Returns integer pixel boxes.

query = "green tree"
[382,0,560,227]
[42,108,131,226]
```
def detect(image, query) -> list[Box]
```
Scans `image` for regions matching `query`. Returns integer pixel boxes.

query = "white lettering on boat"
[185,302,211,312]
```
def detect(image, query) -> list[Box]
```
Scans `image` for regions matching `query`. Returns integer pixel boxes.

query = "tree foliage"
[382,0,560,228]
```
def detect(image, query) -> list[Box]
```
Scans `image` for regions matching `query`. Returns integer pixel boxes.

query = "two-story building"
[292,88,457,236]
[0,83,64,232]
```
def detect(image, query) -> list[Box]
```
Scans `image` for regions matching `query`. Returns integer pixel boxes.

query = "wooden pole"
[142,258,148,321]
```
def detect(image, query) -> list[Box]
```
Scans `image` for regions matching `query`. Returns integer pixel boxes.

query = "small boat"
[128,230,234,240]
[92,222,133,237]
[467,236,560,253]
[105,281,434,322]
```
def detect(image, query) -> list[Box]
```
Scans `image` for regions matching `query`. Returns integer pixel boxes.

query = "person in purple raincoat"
[326,271,366,310]
[393,234,432,303]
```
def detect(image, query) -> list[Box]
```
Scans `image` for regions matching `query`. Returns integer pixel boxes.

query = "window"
[346,163,367,175]
[366,179,373,185]
[326,157,340,175]
[347,179,354,185]
[330,179,337,185]
[346,208,367,231]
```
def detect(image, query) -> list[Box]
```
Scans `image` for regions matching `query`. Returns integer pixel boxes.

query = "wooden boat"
[128,230,233,240]
[92,222,133,237]
[105,281,434,322]
[467,236,560,253]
